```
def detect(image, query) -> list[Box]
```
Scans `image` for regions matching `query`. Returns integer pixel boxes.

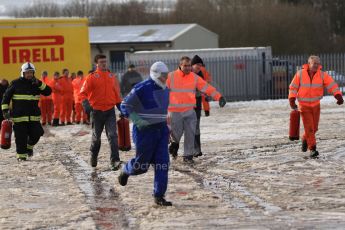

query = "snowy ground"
[1,96,345,229]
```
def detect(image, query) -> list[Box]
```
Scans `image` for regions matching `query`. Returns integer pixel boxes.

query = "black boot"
[89,155,98,167]
[169,142,179,159]
[301,139,307,152]
[183,155,194,164]
[52,118,59,127]
[118,171,129,186]
[310,146,319,158]
[154,197,172,206]
[194,134,202,158]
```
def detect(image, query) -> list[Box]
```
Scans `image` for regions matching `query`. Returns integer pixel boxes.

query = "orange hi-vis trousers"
[60,97,73,123]
[300,104,320,150]
[52,95,62,120]
[75,103,87,122]
[40,99,53,124]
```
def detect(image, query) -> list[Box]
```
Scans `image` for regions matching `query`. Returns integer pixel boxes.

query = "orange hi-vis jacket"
[167,68,222,112]
[72,77,85,104]
[80,68,122,111]
[40,77,52,100]
[289,64,341,107]
[200,66,212,83]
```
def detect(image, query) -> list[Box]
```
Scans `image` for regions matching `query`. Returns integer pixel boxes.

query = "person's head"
[94,54,107,71]
[128,64,136,71]
[150,61,169,87]
[53,71,60,80]
[191,55,204,73]
[20,62,35,80]
[77,70,83,77]
[41,71,48,79]
[0,79,9,88]
[179,56,192,74]
[62,68,69,77]
[308,55,321,73]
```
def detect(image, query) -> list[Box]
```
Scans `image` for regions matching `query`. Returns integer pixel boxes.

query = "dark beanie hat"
[191,55,204,66]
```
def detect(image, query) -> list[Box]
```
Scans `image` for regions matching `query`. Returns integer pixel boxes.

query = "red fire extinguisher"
[289,109,300,141]
[1,119,13,149]
[117,117,131,151]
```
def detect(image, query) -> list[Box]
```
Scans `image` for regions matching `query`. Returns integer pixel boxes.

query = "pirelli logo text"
[2,35,65,64]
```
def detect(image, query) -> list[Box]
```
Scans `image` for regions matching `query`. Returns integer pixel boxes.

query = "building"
[89,24,218,63]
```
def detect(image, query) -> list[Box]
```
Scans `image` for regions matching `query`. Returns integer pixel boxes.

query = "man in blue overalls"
[118,61,172,206]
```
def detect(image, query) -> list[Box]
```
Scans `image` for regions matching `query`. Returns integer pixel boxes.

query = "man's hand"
[335,94,344,105]
[289,97,298,109]
[82,99,92,115]
[219,97,226,108]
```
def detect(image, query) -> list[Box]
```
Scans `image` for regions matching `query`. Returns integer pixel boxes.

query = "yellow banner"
[0,18,91,81]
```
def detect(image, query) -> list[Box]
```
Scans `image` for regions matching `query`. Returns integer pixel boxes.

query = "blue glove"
[129,112,150,130]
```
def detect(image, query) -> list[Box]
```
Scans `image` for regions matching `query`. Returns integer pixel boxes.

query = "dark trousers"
[90,108,120,162]
[194,96,202,154]
[13,121,44,154]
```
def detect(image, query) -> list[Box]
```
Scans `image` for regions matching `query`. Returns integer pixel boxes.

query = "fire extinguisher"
[117,116,131,151]
[289,109,300,141]
[1,119,13,149]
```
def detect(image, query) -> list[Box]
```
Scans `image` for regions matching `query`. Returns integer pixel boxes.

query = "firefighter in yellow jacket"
[289,55,343,158]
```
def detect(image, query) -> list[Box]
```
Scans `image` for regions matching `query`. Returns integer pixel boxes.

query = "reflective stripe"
[1,104,9,110]
[300,83,323,88]
[320,71,325,81]
[39,82,46,90]
[193,73,198,89]
[12,116,41,123]
[290,83,299,89]
[289,90,298,94]
[170,88,195,93]
[299,70,302,86]
[30,116,41,121]
[168,103,196,108]
[16,153,28,159]
[297,96,323,102]
[331,87,340,94]
[27,144,34,150]
[326,81,336,90]
[210,91,218,97]
[12,117,29,122]
[200,84,209,93]
[13,94,40,100]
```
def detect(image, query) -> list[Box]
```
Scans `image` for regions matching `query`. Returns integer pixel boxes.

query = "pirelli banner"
[0,18,91,80]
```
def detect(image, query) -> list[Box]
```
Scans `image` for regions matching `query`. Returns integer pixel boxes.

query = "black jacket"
[1,77,51,122]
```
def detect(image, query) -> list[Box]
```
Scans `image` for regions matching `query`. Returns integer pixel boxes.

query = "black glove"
[82,99,92,115]
[335,94,344,105]
[31,77,42,86]
[219,97,226,108]
[3,109,10,119]
[205,111,210,117]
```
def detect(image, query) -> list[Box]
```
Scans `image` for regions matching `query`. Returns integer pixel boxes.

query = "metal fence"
[110,53,345,101]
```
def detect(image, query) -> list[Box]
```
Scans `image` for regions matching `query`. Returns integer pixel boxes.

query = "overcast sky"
[0,0,166,16]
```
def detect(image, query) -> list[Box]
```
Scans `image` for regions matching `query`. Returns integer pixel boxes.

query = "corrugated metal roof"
[89,24,213,44]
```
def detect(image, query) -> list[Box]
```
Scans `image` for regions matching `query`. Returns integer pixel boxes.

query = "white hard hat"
[150,61,168,80]
[20,62,36,77]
